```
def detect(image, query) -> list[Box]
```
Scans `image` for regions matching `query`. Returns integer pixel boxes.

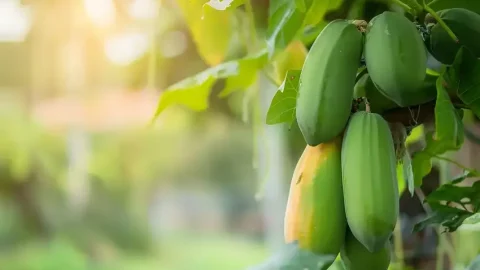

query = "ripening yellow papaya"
[284,136,347,258]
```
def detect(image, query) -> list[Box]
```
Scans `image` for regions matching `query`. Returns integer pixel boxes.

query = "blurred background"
[0,0,479,269]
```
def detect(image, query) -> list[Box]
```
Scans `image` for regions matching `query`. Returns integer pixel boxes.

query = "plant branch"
[427,0,441,7]
[431,154,474,172]
[415,187,432,213]
[355,67,368,84]
[424,5,459,43]
[405,0,424,11]
[391,0,414,13]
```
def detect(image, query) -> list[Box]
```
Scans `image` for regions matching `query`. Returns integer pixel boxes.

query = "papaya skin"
[364,11,427,107]
[296,19,363,146]
[354,73,438,113]
[340,228,391,270]
[284,136,347,257]
[341,111,399,253]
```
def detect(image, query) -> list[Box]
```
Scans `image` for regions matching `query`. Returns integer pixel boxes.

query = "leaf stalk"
[424,5,459,43]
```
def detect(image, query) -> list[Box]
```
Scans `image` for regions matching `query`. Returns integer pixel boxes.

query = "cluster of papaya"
[284,11,436,269]
[284,112,397,270]
[284,7,480,270]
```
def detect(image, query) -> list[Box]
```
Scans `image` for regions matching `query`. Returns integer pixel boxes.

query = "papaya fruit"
[353,73,438,113]
[341,111,399,253]
[284,136,346,256]
[353,74,398,113]
[340,228,391,270]
[296,19,363,146]
[353,71,438,114]
[364,11,427,107]
[426,8,480,65]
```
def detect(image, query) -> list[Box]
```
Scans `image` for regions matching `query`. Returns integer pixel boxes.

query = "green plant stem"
[427,0,440,7]
[355,67,368,84]
[424,5,459,43]
[391,0,414,12]
[431,154,477,174]
[406,0,424,11]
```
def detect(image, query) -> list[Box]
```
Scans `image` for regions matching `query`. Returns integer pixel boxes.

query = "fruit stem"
[424,5,459,43]
[407,0,424,11]
[363,97,371,112]
[354,67,368,84]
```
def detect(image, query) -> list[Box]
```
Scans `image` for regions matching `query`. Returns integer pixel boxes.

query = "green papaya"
[426,8,480,65]
[353,73,438,113]
[341,111,399,253]
[284,136,346,257]
[340,228,391,270]
[364,11,427,107]
[296,19,363,146]
[353,74,398,113]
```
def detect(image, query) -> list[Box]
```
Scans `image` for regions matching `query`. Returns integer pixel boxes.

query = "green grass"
[0,233,269,270]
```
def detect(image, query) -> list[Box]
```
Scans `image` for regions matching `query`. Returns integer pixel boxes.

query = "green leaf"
[392,123,414,196]
[413,208,471,233]
[413,180,480,233]
[219,51,268,97]
[176,0,235,66]
[266,0,339,53]
[248,242,336,270]
[267,1,306,53]
[151,51,268,122]
[451,170,480,184]
[266,70,301,125]
[433,77,464,151]
[411,77,465,186]
[427,0,480,15]
[406,124,425,145]
[463,213,480,225]
[412,151,432,187]
[444,47,480,119]
[304,0,342,26]
[295,0,307,12]
[402,149,415,196]
[397,165,406,195]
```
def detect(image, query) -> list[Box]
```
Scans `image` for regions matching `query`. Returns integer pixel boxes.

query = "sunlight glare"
[160,31,187,58]
[0,0,31,42]
[130,0,159,20]
[104,32,149,66]
[84,0,115,28]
